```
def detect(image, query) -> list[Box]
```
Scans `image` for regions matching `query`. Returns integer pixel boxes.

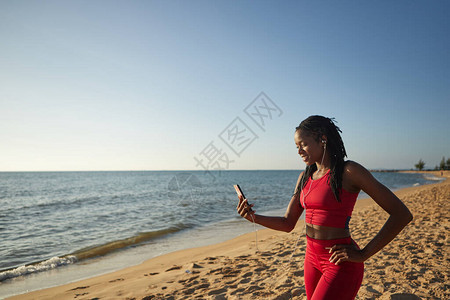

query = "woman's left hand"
[328,244,366,265]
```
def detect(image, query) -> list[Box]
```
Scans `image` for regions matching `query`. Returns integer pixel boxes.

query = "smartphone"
[234,184,253,212]
[233,184,246,199]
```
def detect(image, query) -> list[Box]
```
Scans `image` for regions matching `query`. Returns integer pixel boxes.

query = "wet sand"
[8,171,449,299]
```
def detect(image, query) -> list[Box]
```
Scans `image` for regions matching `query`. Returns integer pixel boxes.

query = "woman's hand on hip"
[328,244,366,265]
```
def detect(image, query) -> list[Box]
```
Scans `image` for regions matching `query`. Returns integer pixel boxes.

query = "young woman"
[236,115,413,300]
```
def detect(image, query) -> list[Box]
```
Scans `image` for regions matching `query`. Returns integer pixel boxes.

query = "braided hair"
[295,115,347,202]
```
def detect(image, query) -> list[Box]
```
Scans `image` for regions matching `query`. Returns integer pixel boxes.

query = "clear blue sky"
[1,0,449,171]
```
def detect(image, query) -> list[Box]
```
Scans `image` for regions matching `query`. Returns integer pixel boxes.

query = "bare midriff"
[306,223,350,240]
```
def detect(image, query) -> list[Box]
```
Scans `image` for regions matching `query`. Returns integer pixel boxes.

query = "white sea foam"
[0,256,77,282]
[423,175,445,181]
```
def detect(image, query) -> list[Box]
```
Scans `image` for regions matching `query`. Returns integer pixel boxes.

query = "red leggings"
[304,236,364,300]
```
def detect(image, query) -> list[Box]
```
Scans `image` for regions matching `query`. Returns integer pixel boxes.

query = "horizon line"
[0,168,419,173]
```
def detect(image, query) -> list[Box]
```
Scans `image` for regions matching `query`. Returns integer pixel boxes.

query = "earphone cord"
[283,142,327,270]
[287,220,306,265]
[250,213,258,252]
[288,142,326,261]
[260,141,328,289]
[318,140,327,172]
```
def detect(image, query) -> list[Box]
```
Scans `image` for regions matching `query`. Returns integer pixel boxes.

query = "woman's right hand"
[236,195,255,222]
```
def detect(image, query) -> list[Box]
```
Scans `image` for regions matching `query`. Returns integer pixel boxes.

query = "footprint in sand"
[196,283,210,289]
[184,280,199,287]
[235,263,249,268]
[204,256,227,264]
[185,275,200,283]
[109,278,124,283]
[242,271,253,277]
[230,287,246,295]
[245,285,264,293]
[236,254,251,259]
[223,271,240,278]
[165,265,182,271]
[364,285,382,296]
[277,250,292,257]
[69,286,89,291]
[208,287,228,295]
[205,256,219,261]
[276,282,294,289]
[239,278,252,284]
[257,251,273,257]
[390,293,422,300]
[182,287,196,295]
[207,267,224,275]
[254,266,269,272]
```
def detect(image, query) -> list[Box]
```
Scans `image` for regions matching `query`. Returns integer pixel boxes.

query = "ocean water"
[0,170,443,297]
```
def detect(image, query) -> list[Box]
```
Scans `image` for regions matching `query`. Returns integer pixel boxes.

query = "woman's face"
[294,130,325,166]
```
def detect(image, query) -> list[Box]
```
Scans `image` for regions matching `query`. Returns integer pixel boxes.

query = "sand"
[8,171,450,300]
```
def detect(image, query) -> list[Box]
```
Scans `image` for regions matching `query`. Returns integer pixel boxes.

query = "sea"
[0,170,444,298]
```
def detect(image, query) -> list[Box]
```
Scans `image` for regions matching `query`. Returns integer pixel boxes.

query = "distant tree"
[415,159,425,171]
[446,158,450,170]
[439,157,446,170]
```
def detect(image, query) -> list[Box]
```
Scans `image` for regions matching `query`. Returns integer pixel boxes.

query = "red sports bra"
[300,170,359,229]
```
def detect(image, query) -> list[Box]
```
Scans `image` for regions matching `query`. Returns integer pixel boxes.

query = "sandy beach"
[8,171,449,300]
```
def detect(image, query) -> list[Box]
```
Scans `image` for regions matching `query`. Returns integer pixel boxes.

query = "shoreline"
[6,171,450,299]
[0,170,440,278]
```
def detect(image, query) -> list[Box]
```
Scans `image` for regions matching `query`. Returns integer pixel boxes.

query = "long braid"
[296,116,347,202]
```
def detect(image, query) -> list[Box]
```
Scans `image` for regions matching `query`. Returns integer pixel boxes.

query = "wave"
[71,226,187,260]
[0,225,189,282]
[0,256,77,282]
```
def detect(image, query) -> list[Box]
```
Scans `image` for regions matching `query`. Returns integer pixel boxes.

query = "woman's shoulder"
[343,160,374,189]
[343,160,368,173]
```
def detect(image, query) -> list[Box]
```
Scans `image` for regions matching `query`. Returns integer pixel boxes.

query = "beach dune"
[8,171,449,300]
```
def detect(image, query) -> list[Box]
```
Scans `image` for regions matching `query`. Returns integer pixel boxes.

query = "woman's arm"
[236,172,305,233]
[329,162,413,264]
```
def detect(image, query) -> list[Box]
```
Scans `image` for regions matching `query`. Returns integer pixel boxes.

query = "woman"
[236,115,413,300]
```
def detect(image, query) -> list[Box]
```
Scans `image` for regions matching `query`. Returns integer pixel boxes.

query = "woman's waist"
[305,223,350,240]
[304,209,352,229]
